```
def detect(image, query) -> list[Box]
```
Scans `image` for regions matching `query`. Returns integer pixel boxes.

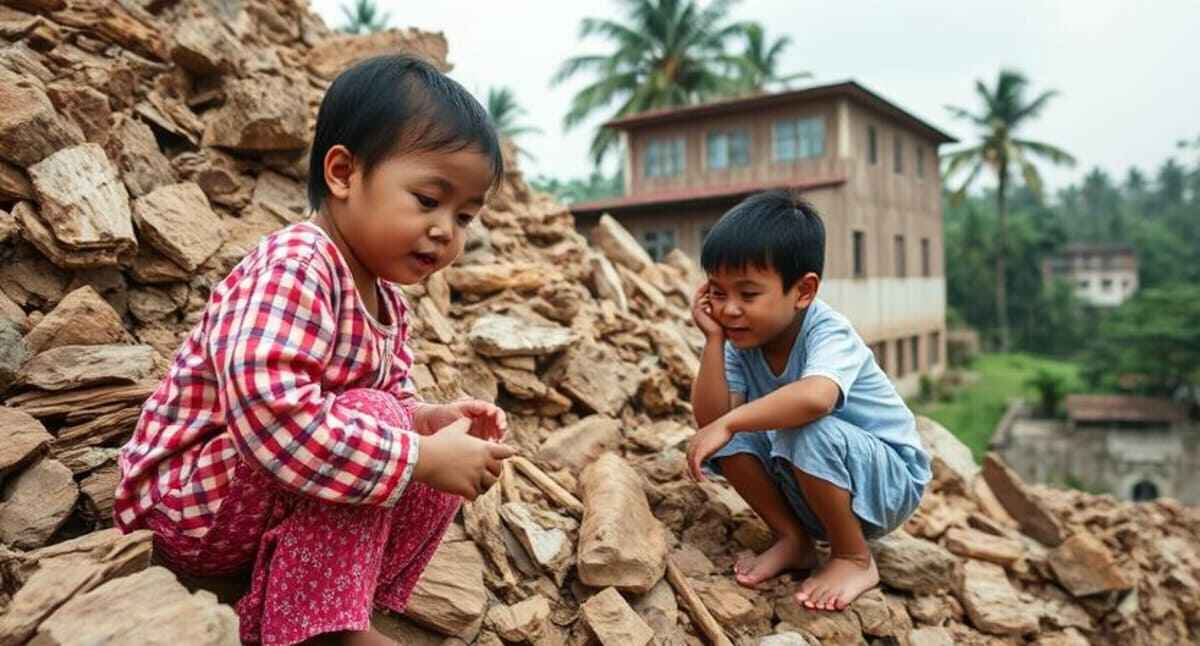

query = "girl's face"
[325,145,494,285]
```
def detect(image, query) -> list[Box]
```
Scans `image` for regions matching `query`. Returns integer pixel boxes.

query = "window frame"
[644,137,686,178]
[706,128,751,170]
[772,117,825,162]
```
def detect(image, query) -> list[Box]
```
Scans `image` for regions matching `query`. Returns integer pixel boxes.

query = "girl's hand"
[412,418,515,500]
[691,280,723,340]
[415,400,508,441]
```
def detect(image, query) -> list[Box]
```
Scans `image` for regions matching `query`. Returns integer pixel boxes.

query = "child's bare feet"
[733,534,818,588]
[793,552,879,611]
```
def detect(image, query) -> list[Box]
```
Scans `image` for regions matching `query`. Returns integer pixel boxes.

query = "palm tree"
[551,0,753,166]
[338,0,391,35]
[486,87,543,161]
[732,23,811,93]
[943,70,1075,352]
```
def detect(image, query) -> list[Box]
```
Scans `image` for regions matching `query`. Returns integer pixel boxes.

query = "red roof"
[1065,394,1189,425]
[570,176,846,216]
[603,80,957,145]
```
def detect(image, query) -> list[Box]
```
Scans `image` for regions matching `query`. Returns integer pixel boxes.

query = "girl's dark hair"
[700,190,825,291]
[306,54,504,211]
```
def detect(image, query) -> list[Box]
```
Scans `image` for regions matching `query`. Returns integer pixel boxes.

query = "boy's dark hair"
[306,54,504,211]
[700,190,825,290]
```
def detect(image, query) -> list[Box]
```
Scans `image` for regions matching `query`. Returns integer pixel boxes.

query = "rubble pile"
[0,1,1197,644]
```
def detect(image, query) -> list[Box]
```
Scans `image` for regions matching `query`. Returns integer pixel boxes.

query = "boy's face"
[325,146,494,284]
[706,264,816,350]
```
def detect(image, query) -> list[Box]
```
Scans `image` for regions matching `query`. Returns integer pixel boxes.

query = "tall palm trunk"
[994,168,1010,352]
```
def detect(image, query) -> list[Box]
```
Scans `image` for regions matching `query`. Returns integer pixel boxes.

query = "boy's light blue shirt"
[724,297,930,471]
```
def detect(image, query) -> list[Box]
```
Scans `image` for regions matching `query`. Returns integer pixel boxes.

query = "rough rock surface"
[578,453,667,593]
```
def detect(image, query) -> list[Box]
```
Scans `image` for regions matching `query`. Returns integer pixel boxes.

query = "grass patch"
[911,353,1082,460]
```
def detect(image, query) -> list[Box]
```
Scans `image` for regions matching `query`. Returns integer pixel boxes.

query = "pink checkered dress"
[115,221,421,538]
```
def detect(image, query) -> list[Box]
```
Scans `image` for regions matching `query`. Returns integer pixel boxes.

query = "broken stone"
[773,601,863,644]
[22,286,127,354]
[0,458,78,549]
[916,415,980,491]
[492,365,547,400]
[759,633,817,646]
[45,83,111,147]
[538,414,622,475]
[982,453,1066,546]
[132,182,224,272]
[487,595,550,643]
[694,578,759,627]
[592,214,656,275]
[0,407,51,476]
[127,286,178,323]
[461,484,518,590]
[907,627,954,646]
[202,76,307,151]
[105,114,174,198]
[546,341,636,417]
[944,526,1024,568]
[958,559,1039,636]
[578,453,667,593]
[306,29,451,80]
[0,317,27,390]
[871,529,957,594]
[170,17,237,75]
[404,539,488,637]
[0,159,34,200]
[13,201,126,269]
[579,587,653,646]
[78,462,120,527]
[18,344,156,391]
[1048,532,1134,597]
[251,170,307,225]
[637,370,679,414]
[27,143,135,253]
[445,263,552,295]
[129,246,191,284]
[31,566,239,645]
[499,501,575,584]
[468,314,575,358]
[0,76,84,167]
[0,242,69,309]
[589,253,628,312]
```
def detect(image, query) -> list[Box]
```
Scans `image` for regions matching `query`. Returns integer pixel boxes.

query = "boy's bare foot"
[733,534,818,588]
[793,552,879,611]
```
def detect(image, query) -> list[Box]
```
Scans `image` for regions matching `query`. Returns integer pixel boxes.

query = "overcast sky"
[311,0,1200,194]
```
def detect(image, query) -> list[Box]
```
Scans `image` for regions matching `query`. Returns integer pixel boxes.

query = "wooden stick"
[665,556,732,646]
[500,459,520,503]
[509,456,583,517]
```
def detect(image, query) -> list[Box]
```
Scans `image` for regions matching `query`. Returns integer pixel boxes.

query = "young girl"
[114,55,515,646]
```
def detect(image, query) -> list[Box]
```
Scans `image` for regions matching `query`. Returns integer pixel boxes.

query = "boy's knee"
[772,416,850,457]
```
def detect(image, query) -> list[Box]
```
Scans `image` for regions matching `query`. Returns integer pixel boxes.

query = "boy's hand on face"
[691,280,723,340]
[686,419,734,481]
[415,400,508,441]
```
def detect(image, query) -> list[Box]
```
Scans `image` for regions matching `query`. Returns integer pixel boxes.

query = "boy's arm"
[721,375,841,433]
[691,337,737,427]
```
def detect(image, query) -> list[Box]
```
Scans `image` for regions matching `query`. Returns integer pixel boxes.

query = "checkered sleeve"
[209,255,418,507]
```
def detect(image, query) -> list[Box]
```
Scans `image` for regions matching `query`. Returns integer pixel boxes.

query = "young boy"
[686,190,931,611]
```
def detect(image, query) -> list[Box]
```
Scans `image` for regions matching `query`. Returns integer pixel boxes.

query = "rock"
[18,344,156,391]
[170,17,237,75]
[468,314,575,357]
[944,527,1024,568]
[539,414,622,475]
[647,324,699,386]
[907,626,954,646]
[1032,628,1091,646]
[982,453,1066,546]
[1048,532,1134,597]
[546,341,636,417]
[306,29,451,80]
[0,243,69,309]
[695,579,759,627]
[487,595,550,643]
[0,77,84,167]
[445,263,552,295]
[593,214,656,274]
[492,365,548,399]
[499,502,575,583]
[201,76,307,152]
[30,566,239,645]
[371,613,447,646]
[628,578,682,642]
[105,114,174,198]
[132,182,224,272]
[129,246,190,284]
[773,601,863,644]
[22,286,127,354]
[78,462,120,527]
[579,587,654,646]
[0,458,78,549]
[916,415,980,490]
[589,253,628,312]
[45,84,111,147]
[578,453,667,593]
[251,171,307,225]
[759,633,817,646]
[0,159,34,200]
[461,484,519,589]
[27,144,135,257]
[872,529,958,594]
[637,370,679,414]
[404,538,488,637]
[958,559,1039,636]
[14,200,127,269]
[127,286,178,323]
[0,407,51,475]
[0,317,28,390]
[0,289,27,330]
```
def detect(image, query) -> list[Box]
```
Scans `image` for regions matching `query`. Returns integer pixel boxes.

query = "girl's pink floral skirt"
[145,389,460,645]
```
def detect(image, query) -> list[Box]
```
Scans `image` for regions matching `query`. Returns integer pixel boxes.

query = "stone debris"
[0,4,1197,645]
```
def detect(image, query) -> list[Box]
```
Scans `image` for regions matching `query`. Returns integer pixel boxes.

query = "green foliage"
[1082,284,1200,397]
[1025,369,1068,417]
[529,171,624,205]
[729,23,810,93]
[942,69,1075,351]
[485,86,543,161]
[550,0,758,165]
[338,0,390,34]
[912,354,1082,460]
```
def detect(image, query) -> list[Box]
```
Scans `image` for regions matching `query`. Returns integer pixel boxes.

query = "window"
[706,129,750,169]
[1078,280,1089,289]
[642,229,676,261]
[893,134,903,173]
[894,235,906,277]
[929,331,940,367]
[917,146,925,178]
[895,339,906,377]
[867,126,877,164]
[911,336,920,372]
[921,238,931,277]
[852,231,866,278]
[773,117,824,161]
[1101,278,1113,292]
[644,137,685,177]
[872,343,887,374]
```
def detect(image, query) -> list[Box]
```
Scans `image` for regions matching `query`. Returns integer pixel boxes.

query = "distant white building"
[1042,243,1138,307]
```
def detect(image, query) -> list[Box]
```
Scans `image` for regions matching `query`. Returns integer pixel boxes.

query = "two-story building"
[570,81,956,395]
[1041,243,1138,307]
